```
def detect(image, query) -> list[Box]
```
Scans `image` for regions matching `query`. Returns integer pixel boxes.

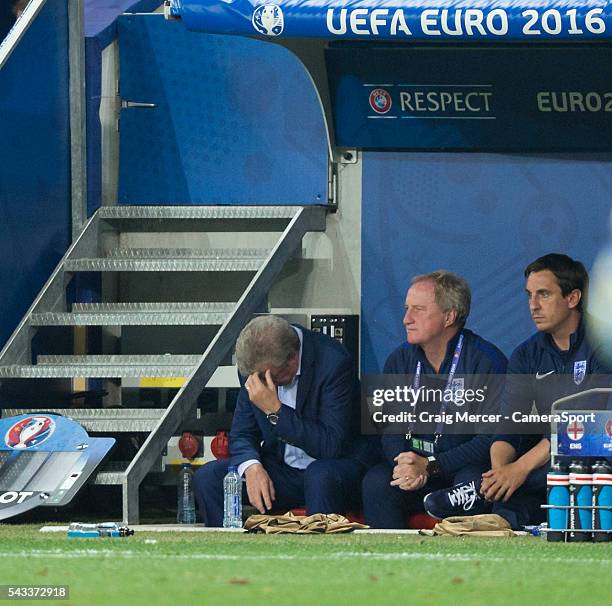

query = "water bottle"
[546,460,569,542]
[568,460,592,542]
[67,522,133,538]
[177,463,196,524]
[223,465,242,528]
[592,459,612,542]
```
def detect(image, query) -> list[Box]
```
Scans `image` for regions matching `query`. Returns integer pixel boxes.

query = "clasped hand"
[481,461,528,502]
[390,451,428,491]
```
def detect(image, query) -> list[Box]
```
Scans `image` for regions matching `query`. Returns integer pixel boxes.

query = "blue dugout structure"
[0,1,74,349]
[1,0,611,371]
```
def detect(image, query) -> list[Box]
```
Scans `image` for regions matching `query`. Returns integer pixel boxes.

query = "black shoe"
[423,478,490,519]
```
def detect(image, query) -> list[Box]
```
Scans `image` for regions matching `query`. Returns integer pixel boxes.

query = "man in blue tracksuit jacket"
[362,270,507,528]
[480,253,611,529]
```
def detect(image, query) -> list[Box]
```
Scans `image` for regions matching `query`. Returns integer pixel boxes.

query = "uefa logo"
[5,416,55,450]
[369,88,392,114]
[252,5,284,37]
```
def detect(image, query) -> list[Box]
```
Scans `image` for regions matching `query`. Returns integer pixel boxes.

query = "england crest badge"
[573,360,587,385]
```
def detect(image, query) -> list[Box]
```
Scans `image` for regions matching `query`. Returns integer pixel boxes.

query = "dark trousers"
[492,465,548,529]
[193,454,365,527]
[362,461,487,529]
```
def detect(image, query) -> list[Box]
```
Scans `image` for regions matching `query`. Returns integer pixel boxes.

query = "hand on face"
[244,370,281,415]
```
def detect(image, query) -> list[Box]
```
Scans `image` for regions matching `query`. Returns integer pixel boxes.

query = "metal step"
[31,302,236,326]
[93,470,125,485]
[91,461,165,486]
[105,247,268,259]
[92,461,128,485]
[97,205,302,220]
[64,247,269,272]
[0,355,201,378]
[96,205,309,233]
[1,408,167,432]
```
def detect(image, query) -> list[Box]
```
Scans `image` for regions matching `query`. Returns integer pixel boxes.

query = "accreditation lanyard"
[408,333,464,445]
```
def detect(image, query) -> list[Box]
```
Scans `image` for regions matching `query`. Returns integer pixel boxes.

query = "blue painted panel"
[0,1,71,347]
[117,16,328,204]
[361,152,612,372]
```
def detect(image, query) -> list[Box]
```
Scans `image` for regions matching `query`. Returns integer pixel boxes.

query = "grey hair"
[235,315,300,376]
[411,270,471,328]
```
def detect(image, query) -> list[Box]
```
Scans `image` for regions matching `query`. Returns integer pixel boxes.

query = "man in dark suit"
[193,315,365,527]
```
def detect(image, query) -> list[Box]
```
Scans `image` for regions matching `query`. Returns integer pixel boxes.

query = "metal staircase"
[0,205,328,522]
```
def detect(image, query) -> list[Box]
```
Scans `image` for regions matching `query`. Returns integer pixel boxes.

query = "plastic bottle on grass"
[67,522,133,538]
[177,463,196,524]
[223,465,242,528]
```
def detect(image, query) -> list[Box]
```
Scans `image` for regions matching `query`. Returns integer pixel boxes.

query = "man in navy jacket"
[193,315,366,526]
[481,253,611,528]
[362,271,507,528]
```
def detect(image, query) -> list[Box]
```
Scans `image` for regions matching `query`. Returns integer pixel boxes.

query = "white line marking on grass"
[1,551,610,566]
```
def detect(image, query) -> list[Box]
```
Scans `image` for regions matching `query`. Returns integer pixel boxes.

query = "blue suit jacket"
[229,326,360,468]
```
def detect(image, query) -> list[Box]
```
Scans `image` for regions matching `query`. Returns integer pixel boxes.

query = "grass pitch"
[0,525,610,606]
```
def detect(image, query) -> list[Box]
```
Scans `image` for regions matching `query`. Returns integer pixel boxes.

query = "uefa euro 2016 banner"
[167,0,612,40]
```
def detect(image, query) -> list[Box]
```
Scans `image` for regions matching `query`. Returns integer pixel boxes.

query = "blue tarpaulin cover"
[168,0,612,40]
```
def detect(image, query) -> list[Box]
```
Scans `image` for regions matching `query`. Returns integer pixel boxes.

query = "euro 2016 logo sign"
[5,416,55,450]
[369,88,392,114]
[252,5,284,37]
